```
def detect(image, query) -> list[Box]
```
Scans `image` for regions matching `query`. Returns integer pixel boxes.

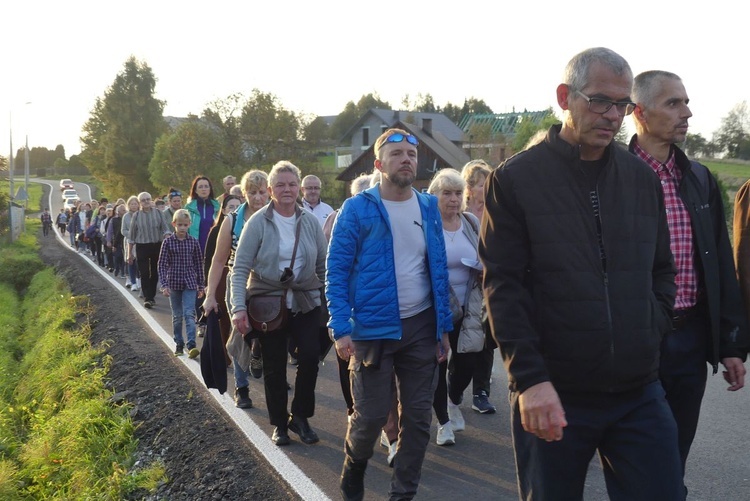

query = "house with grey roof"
[336,110,470,191]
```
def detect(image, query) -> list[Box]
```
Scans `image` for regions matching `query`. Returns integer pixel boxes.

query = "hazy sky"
[1,1,746,159]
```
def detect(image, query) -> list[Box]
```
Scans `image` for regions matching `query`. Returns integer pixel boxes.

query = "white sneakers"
[386,440,397,467]
[380,430,398,466]
[448,401,465,432]
[436,422,455,446]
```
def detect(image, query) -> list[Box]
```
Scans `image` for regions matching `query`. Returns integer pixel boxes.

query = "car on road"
[60,179,74,190]
[63,198,78,211]
[62,189,78,201]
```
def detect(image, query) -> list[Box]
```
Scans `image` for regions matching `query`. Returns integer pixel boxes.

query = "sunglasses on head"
[169,191,181,198]
[382,133,419,147]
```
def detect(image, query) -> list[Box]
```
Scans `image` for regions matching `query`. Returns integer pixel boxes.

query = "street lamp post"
[24,134,29,209]
[9,112,14,203]
[23,102,31,210]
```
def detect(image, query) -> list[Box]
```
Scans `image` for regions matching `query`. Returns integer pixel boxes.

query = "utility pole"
[9,112,14,202]
[24,134,29,210]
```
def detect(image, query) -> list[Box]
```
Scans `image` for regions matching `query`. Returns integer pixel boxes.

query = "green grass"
[0,228,166,499]
[0,180,44,213]
[702,160,750,193]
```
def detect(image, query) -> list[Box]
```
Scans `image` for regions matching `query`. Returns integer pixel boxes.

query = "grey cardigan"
[230,202,327,315]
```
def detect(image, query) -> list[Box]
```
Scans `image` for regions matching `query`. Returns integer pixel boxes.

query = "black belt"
[672,305,700,330]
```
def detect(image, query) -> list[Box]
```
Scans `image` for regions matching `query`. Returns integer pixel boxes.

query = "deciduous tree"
[714,101,749,159]
[149,120,226,193]
[329,93,390,141]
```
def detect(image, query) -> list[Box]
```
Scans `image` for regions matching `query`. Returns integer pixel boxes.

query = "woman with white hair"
[230,161,327,446]
[427,168,486,445]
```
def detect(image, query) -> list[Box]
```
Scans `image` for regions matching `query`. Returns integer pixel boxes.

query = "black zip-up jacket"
[629,136,748,368]
[480,125,676,394]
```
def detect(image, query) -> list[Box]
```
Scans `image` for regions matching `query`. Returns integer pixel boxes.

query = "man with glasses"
[328,128,451,501]
[480,48,683,499]
[630,71,747,493]
[128,192,172,309]
[300,175,333,227]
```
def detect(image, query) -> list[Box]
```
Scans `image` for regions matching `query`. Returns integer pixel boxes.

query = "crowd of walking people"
[47,46,750,501]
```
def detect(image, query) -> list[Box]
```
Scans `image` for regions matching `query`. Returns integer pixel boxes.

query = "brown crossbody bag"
[246,216,301,333]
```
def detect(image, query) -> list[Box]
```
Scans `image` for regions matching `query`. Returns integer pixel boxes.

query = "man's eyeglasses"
[382,133,419,147]
[303,186,321,191]
[576,91,635,116]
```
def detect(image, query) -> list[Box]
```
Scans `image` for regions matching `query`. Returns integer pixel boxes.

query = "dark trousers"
[346,307,438,501]
[259,307,320,427]
[135,242,161,302]
[472,322,496,395]
[447,323,481,405]
[337,353,354,415]
[510,380,684,501]
[659,309,709,478]
[112,247,124,277]
[432,360,448,424]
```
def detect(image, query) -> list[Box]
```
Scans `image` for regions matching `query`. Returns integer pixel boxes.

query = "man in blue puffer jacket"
[327,128,452,501]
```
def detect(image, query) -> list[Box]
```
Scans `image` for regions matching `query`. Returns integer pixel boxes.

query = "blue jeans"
[128,261,138,284]
[234,360,250,389]
[170,289,197,349]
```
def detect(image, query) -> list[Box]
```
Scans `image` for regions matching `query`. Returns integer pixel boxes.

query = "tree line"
[3,57,749,196]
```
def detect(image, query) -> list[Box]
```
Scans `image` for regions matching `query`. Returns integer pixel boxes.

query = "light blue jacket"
[326,185,452,341]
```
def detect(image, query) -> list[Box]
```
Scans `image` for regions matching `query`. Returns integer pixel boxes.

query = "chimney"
[423,118,433,136]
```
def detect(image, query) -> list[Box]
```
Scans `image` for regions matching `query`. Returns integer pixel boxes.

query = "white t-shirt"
[274,213,311,309]
[444,221,476,306]
[382,193,431,318]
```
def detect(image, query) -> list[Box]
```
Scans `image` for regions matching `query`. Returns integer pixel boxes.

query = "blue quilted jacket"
[325,185,452,341]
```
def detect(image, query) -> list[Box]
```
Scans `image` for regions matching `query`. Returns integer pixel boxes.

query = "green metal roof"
[458,111,552,136]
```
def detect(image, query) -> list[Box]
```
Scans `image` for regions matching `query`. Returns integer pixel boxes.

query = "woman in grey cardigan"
[230,161,327,446]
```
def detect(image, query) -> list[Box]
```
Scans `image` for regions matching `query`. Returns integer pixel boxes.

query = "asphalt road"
[39,179,750,500]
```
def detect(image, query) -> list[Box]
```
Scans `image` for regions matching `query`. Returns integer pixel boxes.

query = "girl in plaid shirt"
[158,209,205,358]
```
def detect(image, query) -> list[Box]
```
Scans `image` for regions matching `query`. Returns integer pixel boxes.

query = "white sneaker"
[448,402,465,432]
[387,441,397,467]
[380,430,389,448]
[130,284,140,291]
[436,422,455,446]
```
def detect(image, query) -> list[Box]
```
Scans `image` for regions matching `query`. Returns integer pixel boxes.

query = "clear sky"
[1,1,746,159]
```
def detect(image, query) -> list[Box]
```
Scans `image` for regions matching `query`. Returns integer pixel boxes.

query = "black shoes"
[287,414,319,444]
[234,386,253,409]
[271,426,290,446]
[340,457,367,501]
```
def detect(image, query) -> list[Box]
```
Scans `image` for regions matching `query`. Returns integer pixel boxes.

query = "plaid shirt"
[634,143,698,309]
[157,233,205,291]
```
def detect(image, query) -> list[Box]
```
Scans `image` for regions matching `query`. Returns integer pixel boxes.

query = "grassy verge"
[0,225,165,499]
[0,181,44,213]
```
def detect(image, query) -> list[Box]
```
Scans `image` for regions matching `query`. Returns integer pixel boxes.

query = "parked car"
[62,189,78,201]
[60,179,74,190]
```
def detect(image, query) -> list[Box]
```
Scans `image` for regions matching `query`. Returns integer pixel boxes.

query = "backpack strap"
[689,160,711,201]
